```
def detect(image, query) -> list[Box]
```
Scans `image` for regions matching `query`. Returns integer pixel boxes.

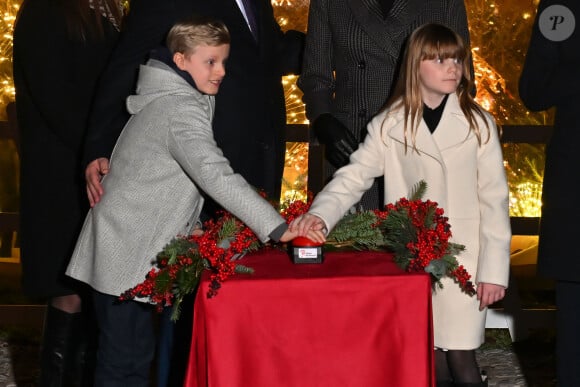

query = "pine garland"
[121,180,474,322]
[326,211,386,250]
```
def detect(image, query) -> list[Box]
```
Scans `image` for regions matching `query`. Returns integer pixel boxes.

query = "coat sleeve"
[518,0,580,111]
[166,97,285,242]
[296,0,334,122]
[309,115,386,230]
[475,117,511,287]
[83,0,177,165]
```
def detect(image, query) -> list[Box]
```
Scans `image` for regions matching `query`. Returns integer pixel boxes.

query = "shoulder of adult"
[83,0,181,163]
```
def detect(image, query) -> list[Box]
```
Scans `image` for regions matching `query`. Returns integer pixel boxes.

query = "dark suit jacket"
[519,0,580,281]
[84,0,304,199]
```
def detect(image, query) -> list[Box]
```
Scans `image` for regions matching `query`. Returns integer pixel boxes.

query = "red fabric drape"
[184,249,434,387]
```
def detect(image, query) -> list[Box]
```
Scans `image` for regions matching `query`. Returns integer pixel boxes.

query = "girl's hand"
[476,283,506,311]
[279,228,326,244]
[288,213,326,236]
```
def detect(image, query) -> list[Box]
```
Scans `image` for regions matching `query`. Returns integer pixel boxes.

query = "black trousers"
[556,280,580,387]
[92,291,156,387]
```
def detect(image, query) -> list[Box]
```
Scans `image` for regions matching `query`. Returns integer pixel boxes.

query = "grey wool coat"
[66,60,286,298]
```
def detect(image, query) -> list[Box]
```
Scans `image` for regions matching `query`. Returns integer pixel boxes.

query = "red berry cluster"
[451,265,476,296]
[384,197,474,295]
[280,198,312,224]
[192,214,259,297]
[372,209,388,227]
[120,211,261,311]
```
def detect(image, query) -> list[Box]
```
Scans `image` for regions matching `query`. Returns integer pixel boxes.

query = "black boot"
[436,380,455,387]
[38,305,82,387]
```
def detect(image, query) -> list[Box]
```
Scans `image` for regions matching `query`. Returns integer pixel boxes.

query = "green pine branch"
[409,180,428,201]
[326,211,386,250]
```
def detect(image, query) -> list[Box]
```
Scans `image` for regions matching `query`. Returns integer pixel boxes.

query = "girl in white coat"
[291,23,510,387]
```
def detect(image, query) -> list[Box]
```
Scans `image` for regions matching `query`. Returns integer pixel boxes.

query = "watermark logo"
[539,5,575,41]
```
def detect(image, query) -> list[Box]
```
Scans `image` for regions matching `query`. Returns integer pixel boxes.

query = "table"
[184,249,434,387]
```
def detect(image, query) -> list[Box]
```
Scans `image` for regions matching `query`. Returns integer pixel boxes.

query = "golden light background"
[0,0,548,217]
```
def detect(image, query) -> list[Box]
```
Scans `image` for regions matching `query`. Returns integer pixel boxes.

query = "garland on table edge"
[379,181,475,295]
[121,180,474,321]
[282,180,475,294]
[119,212,260,321]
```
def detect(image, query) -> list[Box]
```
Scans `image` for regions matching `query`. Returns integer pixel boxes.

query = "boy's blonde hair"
[166,15,230,56]
[385,23,491,150]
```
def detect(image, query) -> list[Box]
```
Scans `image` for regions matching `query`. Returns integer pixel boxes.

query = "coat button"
[358,109,367,118]
[358,60,366,69]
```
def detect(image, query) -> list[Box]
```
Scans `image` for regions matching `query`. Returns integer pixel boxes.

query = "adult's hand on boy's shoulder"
[86,157,110,207]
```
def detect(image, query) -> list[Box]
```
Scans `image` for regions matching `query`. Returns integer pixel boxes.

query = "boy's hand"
[191,225,204,237]
[86,157,110,207]
[288,213,326,237]
[477,282,506,311]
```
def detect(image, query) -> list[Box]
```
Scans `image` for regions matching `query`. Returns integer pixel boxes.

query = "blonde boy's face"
[174,43,230,95]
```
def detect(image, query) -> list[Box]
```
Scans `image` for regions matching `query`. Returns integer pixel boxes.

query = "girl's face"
[174,43,230,95]
[419,57,463,107]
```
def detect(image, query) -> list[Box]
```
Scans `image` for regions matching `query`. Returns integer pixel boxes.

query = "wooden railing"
[0,121,555,240]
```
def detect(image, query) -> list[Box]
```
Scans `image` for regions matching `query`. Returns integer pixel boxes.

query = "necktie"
[241,0,259,40]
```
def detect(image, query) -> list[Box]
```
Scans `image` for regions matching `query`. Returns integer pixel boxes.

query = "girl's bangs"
[421,39,464,60]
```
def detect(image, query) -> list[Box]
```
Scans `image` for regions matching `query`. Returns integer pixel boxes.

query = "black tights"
[435,349,482,383]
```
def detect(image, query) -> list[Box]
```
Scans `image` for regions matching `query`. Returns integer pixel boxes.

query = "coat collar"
[383,93,474,159]
[347,0,422,59]
[235,0,261,47]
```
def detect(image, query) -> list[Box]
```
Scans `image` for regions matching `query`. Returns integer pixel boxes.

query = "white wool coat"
[309,93,511,349]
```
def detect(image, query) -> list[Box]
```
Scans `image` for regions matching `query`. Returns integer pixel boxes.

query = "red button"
[292,236,323,247]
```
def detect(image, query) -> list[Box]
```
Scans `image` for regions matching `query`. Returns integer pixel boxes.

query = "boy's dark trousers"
[92,291,156,387]
[156,291,195,386]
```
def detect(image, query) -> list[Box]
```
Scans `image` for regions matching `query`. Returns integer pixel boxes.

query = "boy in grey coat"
[66,16,320,386]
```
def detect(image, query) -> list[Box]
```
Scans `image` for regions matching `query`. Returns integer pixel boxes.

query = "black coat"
[519,0,580,281]
[84,0,304,201]
[13,0,119,297]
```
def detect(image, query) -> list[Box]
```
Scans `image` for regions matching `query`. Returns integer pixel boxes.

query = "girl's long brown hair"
[383,23,491,150]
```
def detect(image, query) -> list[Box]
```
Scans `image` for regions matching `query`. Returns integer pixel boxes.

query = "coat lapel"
[347,0,422,59]
[432,93,474,151]
[234,0,259,46]
[384,93,473,160]
[383,107,442,161]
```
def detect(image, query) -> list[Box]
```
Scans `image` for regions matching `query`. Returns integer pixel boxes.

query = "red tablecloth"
[184,249,434,387]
